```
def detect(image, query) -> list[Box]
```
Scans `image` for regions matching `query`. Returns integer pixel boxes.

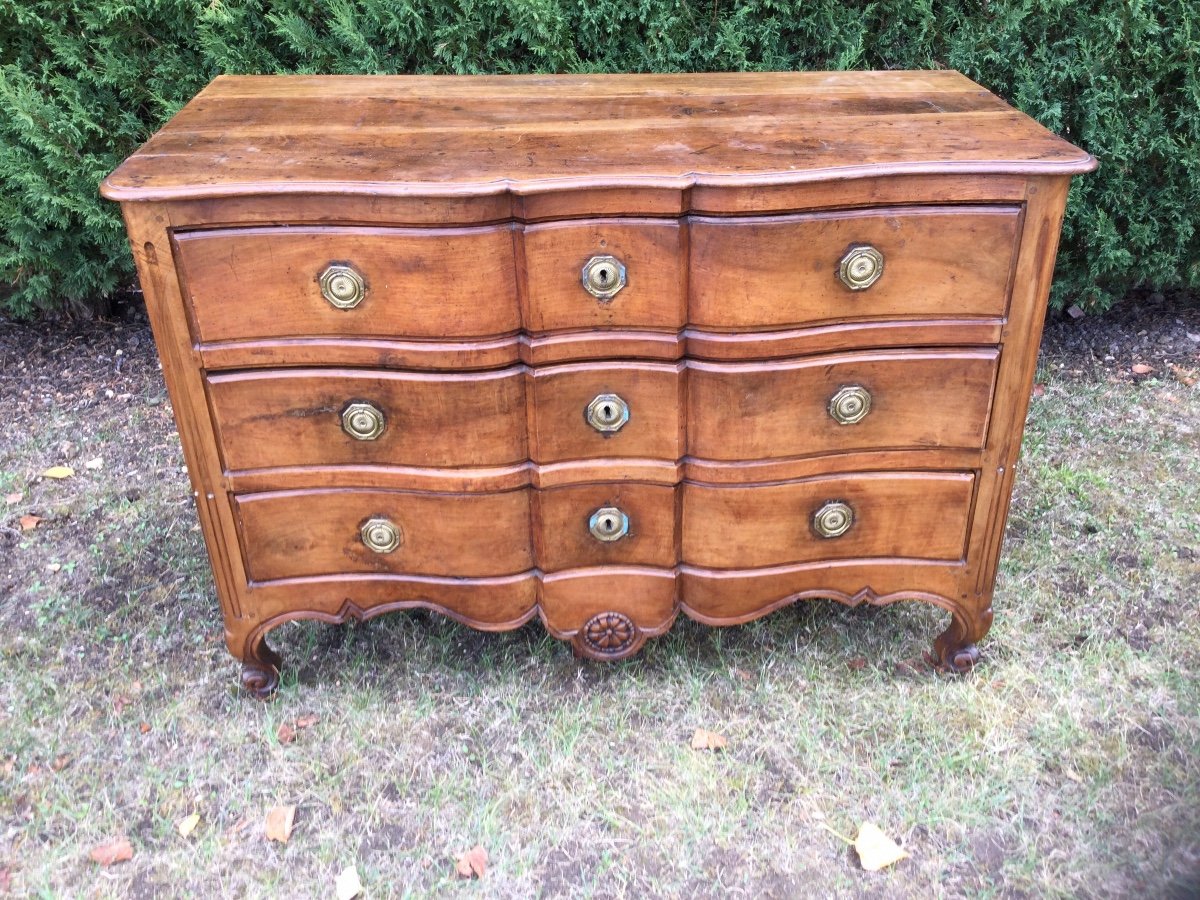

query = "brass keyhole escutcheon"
[838,245,884,291]
[586,393,630,433]
[589,506,629,543]
[828,385,872,425]
[812,501,854,539]
[319,263,367,309]
[341,401,386,440]
[361,517,401,554]
[581,255,627,300]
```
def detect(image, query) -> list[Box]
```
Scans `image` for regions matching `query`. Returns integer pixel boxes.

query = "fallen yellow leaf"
[265,805,296,844]
[176,813,200,838]
[18,515,42,532]
[455,845,488,879]
[42,466,74,479]
[690,728,728,751]
[335,865,363,900]
[855,822,909,871]
[1131,363,1153,375]
[89,837,133,866]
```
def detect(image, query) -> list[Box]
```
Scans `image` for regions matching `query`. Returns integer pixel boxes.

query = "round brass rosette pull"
[586,393,630,433]
[360,517,401,554]
[812,501,854,539]
[341,401,386,440]
[581,255,626,300]
[588,506,629,543]
[319,263,366,309]
[838,245,884,291]
[828,385,872,425]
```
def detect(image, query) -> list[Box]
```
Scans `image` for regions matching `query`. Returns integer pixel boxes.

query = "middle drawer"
[207,348,998,472]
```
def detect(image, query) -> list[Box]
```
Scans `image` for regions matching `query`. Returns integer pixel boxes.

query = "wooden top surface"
[102,71,1095,201]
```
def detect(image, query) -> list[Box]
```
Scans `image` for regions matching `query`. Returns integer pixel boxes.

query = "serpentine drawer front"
[102,71,1094,695]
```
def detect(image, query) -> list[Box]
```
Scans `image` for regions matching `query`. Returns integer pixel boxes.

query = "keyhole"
[602,403,614,420]
[600,516,615,532]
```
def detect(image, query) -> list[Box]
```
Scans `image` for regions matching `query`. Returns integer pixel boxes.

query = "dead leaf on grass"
[455,845,488,879]
[1168,364,1197,386]
[276,722,296,745]
[18,515,42,531]
[295,714,319,729]
[176,813,200,838]
[335,865,364,900]
[1131,363,1154,375]
[226,817,250,838]
[4,492,21,505]
[50,753,70,772]
[855,822,909,871]
[84,457,104,470]
[1031,383,1046,398]
[89,837,133,866]
[894,656,929,677]
[690,728,728,751]
[139,722,151,734]
[112,695,132,715]
[41,466,74,480]
[847,656,868,671]
[265,805,296,844]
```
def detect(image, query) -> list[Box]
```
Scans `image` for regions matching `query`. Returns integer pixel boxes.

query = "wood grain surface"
[173,225,518,342]
[682,472,975,569]
[102,72,1095,201]
[687,349,999,460]
[689,206,1021,328]
[235,488,533,581]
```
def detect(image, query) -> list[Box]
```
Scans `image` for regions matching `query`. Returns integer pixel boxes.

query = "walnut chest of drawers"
[102,72,1094,695]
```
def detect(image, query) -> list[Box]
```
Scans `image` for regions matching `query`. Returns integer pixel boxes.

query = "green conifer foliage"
[1,1,1196,317]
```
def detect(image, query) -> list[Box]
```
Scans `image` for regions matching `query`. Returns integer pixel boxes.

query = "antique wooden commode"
[102,72,1094,695]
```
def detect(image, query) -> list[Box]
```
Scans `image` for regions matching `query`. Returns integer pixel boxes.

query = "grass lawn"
[1,298,1197,898]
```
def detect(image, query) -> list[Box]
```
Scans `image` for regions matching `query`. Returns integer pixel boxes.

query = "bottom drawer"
[682,472,975,569]
[235,488,533,581]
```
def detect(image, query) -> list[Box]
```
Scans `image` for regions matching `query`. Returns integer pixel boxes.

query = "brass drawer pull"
[319,263,367,309]
[828,385,872,425]
[361,517,401,554]
[581,255,626,300]
[586,393,629,433]
[341,401,386,440]
[812,501,853,538]
[838,245,884,291]
[589,506,629,542]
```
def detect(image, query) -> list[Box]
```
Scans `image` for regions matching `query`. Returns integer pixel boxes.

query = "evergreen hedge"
[1,1,1197,318]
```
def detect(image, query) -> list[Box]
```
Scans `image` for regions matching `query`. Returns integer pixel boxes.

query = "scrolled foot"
[240,636,283,699]
[932,616,983,675]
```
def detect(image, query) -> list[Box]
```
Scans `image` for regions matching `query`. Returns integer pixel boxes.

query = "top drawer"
[173,225,519,343]
[689,206,1020,329]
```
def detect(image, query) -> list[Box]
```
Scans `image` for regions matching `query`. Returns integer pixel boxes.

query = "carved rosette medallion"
[582,611,638,656]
